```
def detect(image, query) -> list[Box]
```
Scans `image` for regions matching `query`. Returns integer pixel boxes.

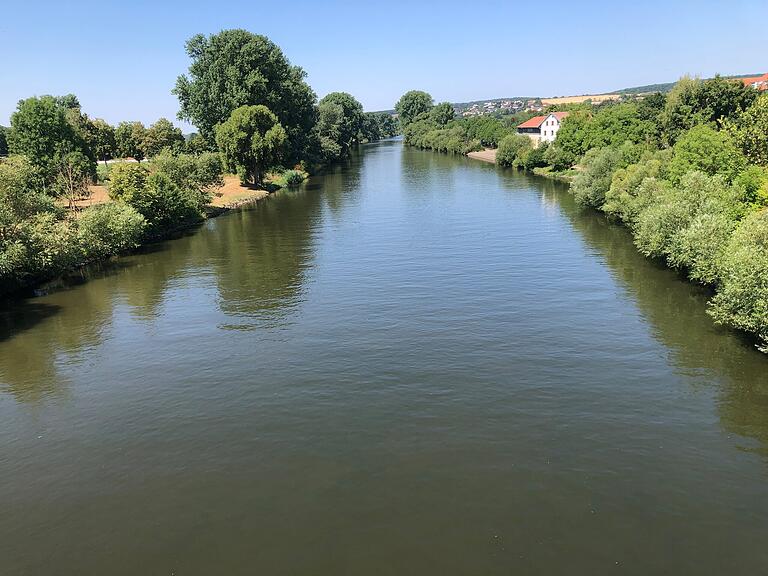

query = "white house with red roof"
[741,73,768,91]
[516,112,569,145]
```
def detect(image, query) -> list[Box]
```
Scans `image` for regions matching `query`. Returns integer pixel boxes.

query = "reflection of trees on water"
[203,186,325,329]
[0,170,338,401]
[399,145,462,200]
[533,177,768,456]
[0,276,116,403]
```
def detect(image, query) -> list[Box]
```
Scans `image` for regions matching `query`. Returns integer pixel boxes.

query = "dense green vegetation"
[509,77,766,349]
[396,90,539,155]
[0,29,396,295]
[396,77,768,349]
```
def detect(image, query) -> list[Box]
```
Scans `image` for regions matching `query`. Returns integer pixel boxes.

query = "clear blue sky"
[1,0,766,131]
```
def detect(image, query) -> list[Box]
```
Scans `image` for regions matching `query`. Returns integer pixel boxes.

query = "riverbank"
[466,147,577,183]
[68,175,270,211]
[466,149,497,163]
[7,174,288,298]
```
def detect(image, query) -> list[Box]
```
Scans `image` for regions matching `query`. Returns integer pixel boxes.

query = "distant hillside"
[616,73,765,95]
[615,82,676,95]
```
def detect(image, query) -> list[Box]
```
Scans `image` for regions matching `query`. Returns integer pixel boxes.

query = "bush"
[667,125,746,184]
[0,156,81,290]
[108,163,200,232]
[281,169,305,188]
[108,163,150,202]
[543,144,576,171]
[496,134,532,167]
[77,203,146,259]
[571,147,623,208]
[633,171,744,283]
[603,149,671,223]
[709,209,768,347]
[151,150,223,208]
[572,142,643,208]
[519,142,549,170]
[733,165,768,208]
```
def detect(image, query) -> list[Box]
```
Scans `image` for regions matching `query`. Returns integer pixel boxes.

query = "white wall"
[539,114,561,143]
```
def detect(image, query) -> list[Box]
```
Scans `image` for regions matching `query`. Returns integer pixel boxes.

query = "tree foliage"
[667,124,745,184]
[8,95,94,186]
[214,105,287,184]
[395,91,434,126]
[174,29,317,159]
[430,102,455,126]
[316,92,364,161]
[115,121,148,161]
[729,93,768,166]
[496,134,532,167]
[142,118,184,158]
[659,75,757,145]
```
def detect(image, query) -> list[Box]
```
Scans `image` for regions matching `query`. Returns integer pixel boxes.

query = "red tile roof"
[741,73,768,90]
[517,115,547,129]
[517,111,570,129]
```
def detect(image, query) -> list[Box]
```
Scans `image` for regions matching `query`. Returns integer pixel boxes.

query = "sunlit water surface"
[1,141,767,575]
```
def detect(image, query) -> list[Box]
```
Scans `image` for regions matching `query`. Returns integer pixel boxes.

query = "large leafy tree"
[730,93,768,166]
[89,119,116,165]
[430,102,455,126]
[115,121,148,161]
[174,30,317,159]
[659,76,757,145]
[395,91,434,127]
[215,105,287,185]
[316,92,364,160]
[142,118,184,158]
[667,124,745,184]
[8,95,93,186]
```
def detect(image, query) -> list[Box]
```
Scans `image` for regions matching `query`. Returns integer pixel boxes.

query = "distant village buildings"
[516,112,569,145]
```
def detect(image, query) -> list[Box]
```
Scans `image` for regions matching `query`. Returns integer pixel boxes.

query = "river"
[1,140,767,574]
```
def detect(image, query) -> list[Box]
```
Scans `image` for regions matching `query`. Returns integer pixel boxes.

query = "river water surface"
[1,141,767,575]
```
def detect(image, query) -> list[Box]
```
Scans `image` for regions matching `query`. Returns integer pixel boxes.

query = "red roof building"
[516,112,570,144]
[741,73,768,91]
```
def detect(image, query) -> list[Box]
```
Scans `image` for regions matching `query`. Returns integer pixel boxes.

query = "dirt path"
[208,175,269,208]
[66,175,269,211]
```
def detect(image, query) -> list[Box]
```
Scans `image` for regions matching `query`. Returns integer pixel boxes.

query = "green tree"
[729,93,768,166]
[151,149,223,208]
[0,155,79,290]
[185,133,209,154]
[710,209,768,348]
[142,118,184,158]
[87,119,116,165]
[107,163,200,232]
[174,30,317,159]
[395,91,434,127]
[430,102,455,126]
[8,95,93,186]
[316,92,365,161]
[215,105,287,185]
[115,121,148,161]
[659,75,757,145]
[667,124,745,184]
[496,134,532,167]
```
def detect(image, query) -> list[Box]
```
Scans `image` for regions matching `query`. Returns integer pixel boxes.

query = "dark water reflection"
[0,141,766,575]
